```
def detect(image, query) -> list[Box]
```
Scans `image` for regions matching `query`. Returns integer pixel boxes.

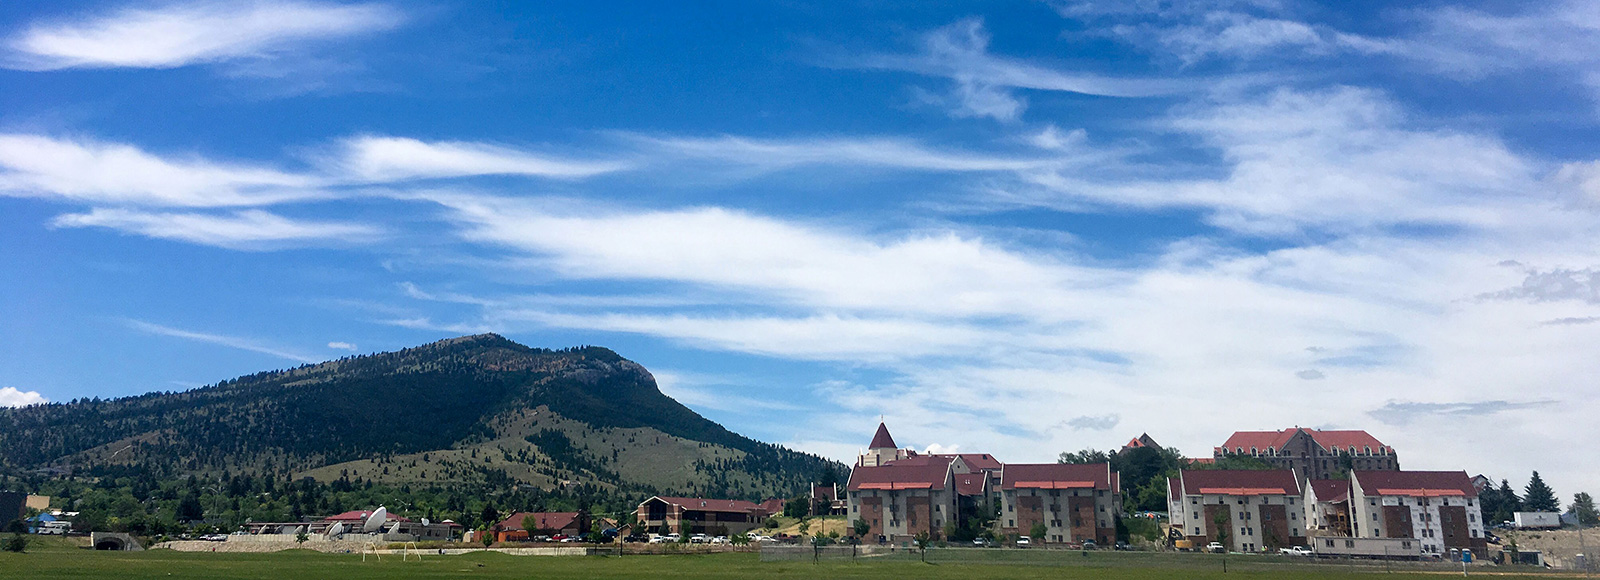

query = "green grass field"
[0,537,1571,580]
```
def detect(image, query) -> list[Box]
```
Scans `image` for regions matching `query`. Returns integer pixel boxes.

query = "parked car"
[623,534,648,543]
[689,533,711,544]
[1114,541,1131,551]
[1016,536,1032,547]
[1280,546,1313,556]
[1082,540,1097,550]
[973,538,988,547]
[710,536,730,545]
[1207,542,1226,553]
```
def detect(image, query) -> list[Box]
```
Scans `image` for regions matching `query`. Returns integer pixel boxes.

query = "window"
[1373,513,1379,521]
[1193,512,1199,519]
[1191,498,1199,505]
[1008,520,1014,527]
[1346,540,1355,548]
[1194,527,1201,535]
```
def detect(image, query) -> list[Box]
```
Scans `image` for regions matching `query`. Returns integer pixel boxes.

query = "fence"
[759,544,1522,574]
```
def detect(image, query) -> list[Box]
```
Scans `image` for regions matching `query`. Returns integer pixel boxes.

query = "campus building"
[1348,470,1486,555]
[998,463,1120,545]
[491,511,590,541]
[846,454,959,542]
[635,496,770,535]
[1304,479,1353,537]
[1168,470,1307,553]
[1214,428,1398,481]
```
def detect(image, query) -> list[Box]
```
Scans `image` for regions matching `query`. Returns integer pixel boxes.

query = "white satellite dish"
[388,521,402,534]
[421,518,430,527]
[361,507,388,533]
[327,522,345,537]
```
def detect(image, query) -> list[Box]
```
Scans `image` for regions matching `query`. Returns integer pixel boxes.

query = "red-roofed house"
[1169,470,1306,552]
[846,455,957,543]
[492,512,589,541]
[998,463,1120,545]
[635,496,769,535]
[1304,479,1352,537]
[1349,470,1485,555]
[1214,428,1398,481]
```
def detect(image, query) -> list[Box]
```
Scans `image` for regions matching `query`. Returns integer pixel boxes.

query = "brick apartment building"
[998,463,1120,545]
[635,496,769,535]
[1349,470,1487,555]
[1168,469,1308,552]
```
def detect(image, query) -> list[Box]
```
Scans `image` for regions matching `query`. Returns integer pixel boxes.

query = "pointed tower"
[859,422,901,467]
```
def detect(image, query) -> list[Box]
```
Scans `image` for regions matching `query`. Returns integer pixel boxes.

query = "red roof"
[1179,470,1299,496]
[1308,480,1350,503]
[648,496,765,514]
[1216,428,1392,455]
[758,498,784,515]
[847,455,953,491]
[323,510,412,523]
[954,472,988,495]
[1000,463,1114,491]
[496,512,582,532]
[1168,477,1181,501]
[1353,471,1475,497]
[869,423,897,449]
[932,453,1004,471]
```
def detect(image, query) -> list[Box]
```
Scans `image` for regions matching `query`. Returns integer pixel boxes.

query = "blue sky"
[4,0,1600,495]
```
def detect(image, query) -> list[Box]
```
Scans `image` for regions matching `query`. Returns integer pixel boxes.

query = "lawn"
[0,539,1571,580]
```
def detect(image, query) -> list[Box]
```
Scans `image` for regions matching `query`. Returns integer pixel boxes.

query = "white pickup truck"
[1280,546,1313,556]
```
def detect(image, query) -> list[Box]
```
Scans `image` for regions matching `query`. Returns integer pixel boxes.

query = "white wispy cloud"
[327,341,358,350]
[839,18,1193,121]
[0,387,48,407]
[331,136,630,182]
[632,134,1061,173]
[124,319,319,363]
[50,208,380,249]
[6,1,404,71]
[0,134,322,207]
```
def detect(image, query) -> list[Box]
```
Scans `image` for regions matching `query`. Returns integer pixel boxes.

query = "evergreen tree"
[1569,492,1598,526]
[1492,479,1521,524]
[1524,472,1559,512]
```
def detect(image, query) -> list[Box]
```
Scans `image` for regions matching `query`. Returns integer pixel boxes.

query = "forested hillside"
[0,334,843,501]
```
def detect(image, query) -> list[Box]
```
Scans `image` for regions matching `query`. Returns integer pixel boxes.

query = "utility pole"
[1580,522,1590,579]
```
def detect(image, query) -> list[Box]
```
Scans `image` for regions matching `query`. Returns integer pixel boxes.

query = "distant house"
[1349,470,1486,555]
[998,462,1120,545]
[493,512,589,541]
[810,483,846,516]
[1215,428,1398,481]
[635,497,769,535]
[1168,469,1307,553]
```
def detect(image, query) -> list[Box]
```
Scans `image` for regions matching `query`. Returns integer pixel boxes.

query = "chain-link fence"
[760,545,1526,574]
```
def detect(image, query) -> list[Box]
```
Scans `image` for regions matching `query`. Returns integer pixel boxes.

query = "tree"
[1029,522,1048,543]
[480,529,495,547]
[295,530,309,546]
[913,531,932,562]
[784,497,809,519]
[1491,479,1522,524]
[3,534,24,553]
[1058,449,1110,464]
[480,504,500,527]
[1569,493,1598,526]
[852,518,870,538]
[1212,510,1230,548]
[1524,472,1559,512]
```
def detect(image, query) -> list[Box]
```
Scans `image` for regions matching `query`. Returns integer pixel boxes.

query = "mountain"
[0,334,842,500]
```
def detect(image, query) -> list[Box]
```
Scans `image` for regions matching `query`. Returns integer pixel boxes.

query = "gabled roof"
[1353,471,1476,497]
[933,453,1003,471]
[645,496,765,514]
[848,455,953,491]
[1216,428,1393,455]
[1000,463,1114,491]
[1179,470,1299,496]
[758,498,784,515]
[869,423,897,449]
[954,472,988,496]
[496,512,582,532]
[1308,480,1350,503]
[1168,477,1182,501]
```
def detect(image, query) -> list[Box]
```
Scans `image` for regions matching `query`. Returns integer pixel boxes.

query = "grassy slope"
[298,406,774,494]
[0,544,1565,580]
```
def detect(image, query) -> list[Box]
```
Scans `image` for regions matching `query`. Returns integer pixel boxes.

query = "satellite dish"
[421,518,430,527]
[388,521,402,534]
[327,522,345,537]
[361,507,388,533]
